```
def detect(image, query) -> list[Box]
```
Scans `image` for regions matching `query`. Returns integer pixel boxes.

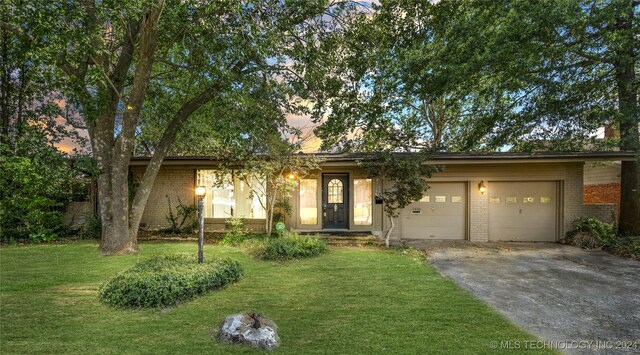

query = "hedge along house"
[129,151,636,242]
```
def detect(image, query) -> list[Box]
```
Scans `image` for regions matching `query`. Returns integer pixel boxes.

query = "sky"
[54,111,323,155]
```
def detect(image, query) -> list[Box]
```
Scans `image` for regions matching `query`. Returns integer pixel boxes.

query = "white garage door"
[401,182,466,240]
[489,181,558,242]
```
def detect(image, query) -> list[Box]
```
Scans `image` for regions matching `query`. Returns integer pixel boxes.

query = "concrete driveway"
[415,241,640,354]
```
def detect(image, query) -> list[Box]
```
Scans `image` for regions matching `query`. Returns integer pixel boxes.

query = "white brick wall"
[563,163,584,237]
[469,180,489,242]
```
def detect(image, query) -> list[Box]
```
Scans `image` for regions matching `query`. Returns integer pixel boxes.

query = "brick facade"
[132,166,196,230]
[130,160,618,239]
[584,183,620,205]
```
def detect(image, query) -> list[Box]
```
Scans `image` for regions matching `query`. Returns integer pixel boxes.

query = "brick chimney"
[604,125,619,138]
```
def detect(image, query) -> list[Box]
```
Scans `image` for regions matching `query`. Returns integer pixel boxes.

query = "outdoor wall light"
[288,173,296,180]
[478,181,486,195]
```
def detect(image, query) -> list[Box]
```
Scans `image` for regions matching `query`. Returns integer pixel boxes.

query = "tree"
[311,0,640,234]
[232,134,321,237]
[427,0,640,234]
[358,151,438,247]
[7,1,351,254]
[1,1,88,242]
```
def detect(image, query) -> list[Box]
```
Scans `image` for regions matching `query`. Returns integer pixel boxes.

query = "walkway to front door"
[322,174,348,229]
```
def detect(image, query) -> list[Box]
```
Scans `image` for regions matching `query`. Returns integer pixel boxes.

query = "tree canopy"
[309,0,639,234]
[3,0,354,253]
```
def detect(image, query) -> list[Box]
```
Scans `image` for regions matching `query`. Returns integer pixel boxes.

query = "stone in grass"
[218,312,279,351]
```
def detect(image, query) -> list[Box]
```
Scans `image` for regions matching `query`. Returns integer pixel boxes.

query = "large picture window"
[299,179,318,225]
[196,170,266,219]
[353,178,372,226]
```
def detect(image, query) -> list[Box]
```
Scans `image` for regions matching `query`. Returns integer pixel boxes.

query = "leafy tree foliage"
[0,129,79,242]
[6,0,353,254]
[1,1,88,242]
[310,0,640,234]
[360,151,438,247]
[231,134,322,236]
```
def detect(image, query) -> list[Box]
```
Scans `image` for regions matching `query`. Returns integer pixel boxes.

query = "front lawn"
[0,242,548,354]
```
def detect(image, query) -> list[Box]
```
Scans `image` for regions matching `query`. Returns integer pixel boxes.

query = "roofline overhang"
[129,151,638,167]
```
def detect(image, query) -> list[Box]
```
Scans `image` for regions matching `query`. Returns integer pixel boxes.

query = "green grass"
[0,242,550,354]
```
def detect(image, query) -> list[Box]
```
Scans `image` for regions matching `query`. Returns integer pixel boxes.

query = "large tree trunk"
[615,1,640,235]
[96,2,163,254]
[128,86,221,242]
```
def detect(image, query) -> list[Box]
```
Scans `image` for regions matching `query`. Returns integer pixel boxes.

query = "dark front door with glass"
[323,174,349,229]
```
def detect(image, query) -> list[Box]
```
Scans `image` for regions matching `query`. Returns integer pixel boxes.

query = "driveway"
[414,241,640,354]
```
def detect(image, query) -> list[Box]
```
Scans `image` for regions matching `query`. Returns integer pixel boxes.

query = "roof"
[129,151,638,166]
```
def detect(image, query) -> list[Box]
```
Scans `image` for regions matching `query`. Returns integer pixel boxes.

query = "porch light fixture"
[195,186,206,263]
[195,186,206,198]
[478,181,486,195]
[288,173,296,180]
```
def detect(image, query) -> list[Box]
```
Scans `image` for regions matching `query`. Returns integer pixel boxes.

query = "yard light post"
[195,186,206,263]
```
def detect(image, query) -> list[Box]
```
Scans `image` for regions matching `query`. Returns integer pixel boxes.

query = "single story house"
[130,151,636,242]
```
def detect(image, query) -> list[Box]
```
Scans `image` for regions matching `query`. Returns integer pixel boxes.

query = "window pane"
[523,197,535,204]
[300,179,317,225]
[435,195,446,203]
[451,196,462,203]
[196,170,266,219]
[354,179,372,225]
[420,195,430,202]
[506,197,517,204]
[327,179,343,203]
[490,197,501,204]
[234,175,266,219]
[212,173,234,218]
[540,196,552,204]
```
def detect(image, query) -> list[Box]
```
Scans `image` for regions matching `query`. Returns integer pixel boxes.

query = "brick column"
[469,180,489,242]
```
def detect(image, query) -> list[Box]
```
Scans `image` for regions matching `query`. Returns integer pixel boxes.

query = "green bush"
[220,217,250,245]
[607,236,640,259]
[98,254,242,308]
[250,231,328,261]
[79,213,102,240]
[565,217,617,248]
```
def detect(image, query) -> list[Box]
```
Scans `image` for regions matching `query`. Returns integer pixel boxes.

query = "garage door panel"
[401,182,466,240]
[489,182,557,242]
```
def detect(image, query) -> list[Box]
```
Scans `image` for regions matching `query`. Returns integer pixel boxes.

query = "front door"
[323,174,349,229]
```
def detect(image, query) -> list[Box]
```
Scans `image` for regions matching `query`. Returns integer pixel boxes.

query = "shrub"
[565,217,617,248]
[220,217,250,245]
[607,236,640,260]
[98,254,242,308]
[79,213,102,239]
[161,196,197,234]
[250,231,328,261]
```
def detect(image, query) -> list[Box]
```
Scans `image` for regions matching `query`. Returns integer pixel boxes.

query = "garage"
[488,181,558,241]
[400,182,466,240]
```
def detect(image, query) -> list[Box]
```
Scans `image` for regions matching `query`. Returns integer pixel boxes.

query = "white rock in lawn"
[218,313,279,351]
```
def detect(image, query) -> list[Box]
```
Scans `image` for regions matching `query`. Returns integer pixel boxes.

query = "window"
[300,179,318,225]
[435,195,446,203]
[523,197,535,204]
[540,196,552,204]
[506,197,517,204]
[451,196,462,203]
[419,195,430,202]
[354,178,372,225]
[327,179,343,203]
[490,197,501,204]
[196,170,266,219]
